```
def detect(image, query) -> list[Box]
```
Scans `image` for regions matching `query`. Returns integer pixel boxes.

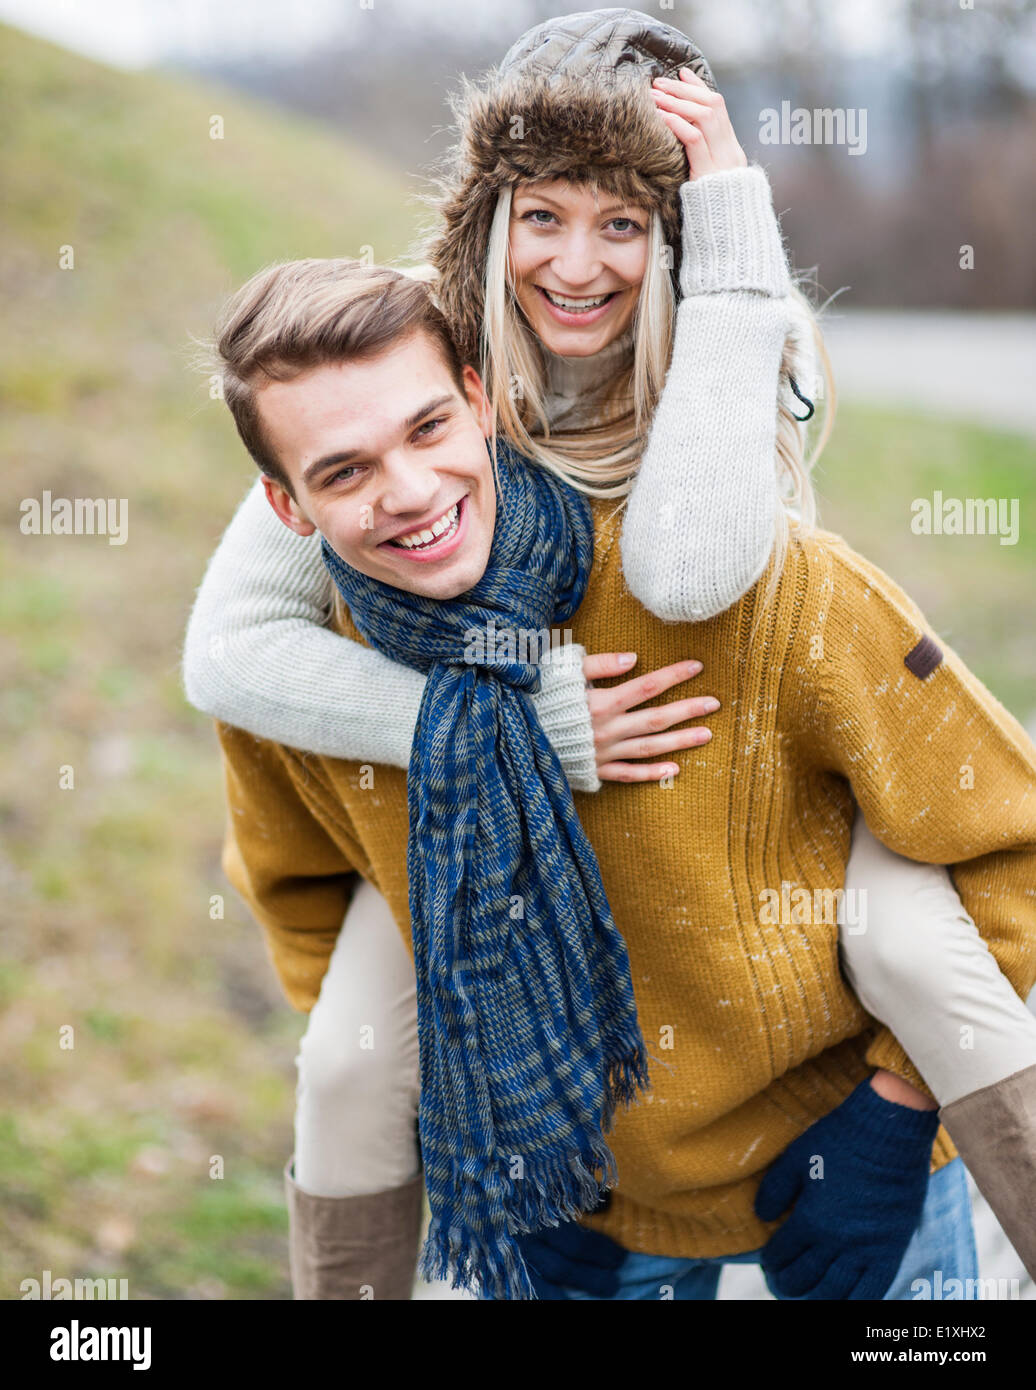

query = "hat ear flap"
[431,183,501,370]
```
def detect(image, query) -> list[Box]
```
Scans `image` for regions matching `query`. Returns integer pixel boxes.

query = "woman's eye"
[522,209,557,226]
[608,217,642,235]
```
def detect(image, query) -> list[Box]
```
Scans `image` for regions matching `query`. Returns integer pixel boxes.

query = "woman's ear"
[462,363,494,438]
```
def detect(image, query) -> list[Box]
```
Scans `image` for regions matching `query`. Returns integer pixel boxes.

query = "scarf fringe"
[419,1215,539,1301]
[420,1039,652,1299]
[504,1135,619,1231]
[424,1125,639,1300]
[601,1038,652,1131]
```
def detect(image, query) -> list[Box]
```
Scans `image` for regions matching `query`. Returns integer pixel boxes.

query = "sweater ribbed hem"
[865,1028,934,1100]
[536,641,601,793]
[679,165,792,299]
[582,1127,957,1261]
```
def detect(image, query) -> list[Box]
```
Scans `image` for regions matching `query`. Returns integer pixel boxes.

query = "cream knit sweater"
[182,165,804,793]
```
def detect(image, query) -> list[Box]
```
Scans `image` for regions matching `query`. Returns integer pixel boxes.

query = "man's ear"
[461,364,493,439]
[262,475,316,537]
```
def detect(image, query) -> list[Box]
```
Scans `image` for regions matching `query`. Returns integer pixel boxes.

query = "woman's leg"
[839,806,1036,1277]
[286,876,422,1298]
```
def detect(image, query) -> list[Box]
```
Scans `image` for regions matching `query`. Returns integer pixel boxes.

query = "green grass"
[0,20,413,1301]
[814,402,1036,717]
[1,21,1033,1301]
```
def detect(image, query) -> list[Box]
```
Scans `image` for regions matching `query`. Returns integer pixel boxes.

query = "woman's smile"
[534,285,625,326]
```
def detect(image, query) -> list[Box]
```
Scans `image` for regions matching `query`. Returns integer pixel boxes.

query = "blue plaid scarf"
[321,439,650,1300]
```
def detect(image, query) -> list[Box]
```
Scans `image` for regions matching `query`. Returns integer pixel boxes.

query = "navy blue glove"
[754,1078,940,1300]
[515,1194,626,1300]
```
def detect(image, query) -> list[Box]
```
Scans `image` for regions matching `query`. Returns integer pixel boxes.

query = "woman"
[184,10,1036,1294]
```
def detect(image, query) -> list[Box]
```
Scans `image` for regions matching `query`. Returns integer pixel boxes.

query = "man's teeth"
[390,502,460,550]
[542,289,613,312]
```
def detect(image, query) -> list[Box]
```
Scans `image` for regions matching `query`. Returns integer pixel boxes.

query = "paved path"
[820,310,1036,438]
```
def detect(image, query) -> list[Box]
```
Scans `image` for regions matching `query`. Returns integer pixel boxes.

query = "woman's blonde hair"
[476,180,838,608]
[482,183,674,498]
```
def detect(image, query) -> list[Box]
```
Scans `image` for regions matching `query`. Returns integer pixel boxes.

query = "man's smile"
[378,494,469,561]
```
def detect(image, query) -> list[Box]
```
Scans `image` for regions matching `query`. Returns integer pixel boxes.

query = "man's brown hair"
[213,258,468,495]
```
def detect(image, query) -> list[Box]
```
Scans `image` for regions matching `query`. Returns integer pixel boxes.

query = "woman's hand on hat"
[583,652,718,782]
[650,67,747,180]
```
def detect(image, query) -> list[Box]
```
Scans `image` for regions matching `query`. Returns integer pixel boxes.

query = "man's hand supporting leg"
[754,1072,940,1300]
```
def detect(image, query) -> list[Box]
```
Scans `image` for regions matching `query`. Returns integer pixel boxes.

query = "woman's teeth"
[541,288,615,313]
[388,501,460,550]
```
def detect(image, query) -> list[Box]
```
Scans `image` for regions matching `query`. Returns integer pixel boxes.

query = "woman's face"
[509,179,650,358]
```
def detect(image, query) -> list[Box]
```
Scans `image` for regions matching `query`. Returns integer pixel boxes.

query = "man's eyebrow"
[301,394,458,488]
[403,394,456,431]
[302,450,360,488]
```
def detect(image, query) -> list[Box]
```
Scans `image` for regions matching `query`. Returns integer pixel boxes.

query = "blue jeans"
[562,1157,978,1301]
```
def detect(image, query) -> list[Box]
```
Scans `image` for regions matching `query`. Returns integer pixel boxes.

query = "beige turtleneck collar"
[540,328,634,429]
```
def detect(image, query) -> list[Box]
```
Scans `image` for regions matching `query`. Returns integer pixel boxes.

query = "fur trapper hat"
[424,9,717,366]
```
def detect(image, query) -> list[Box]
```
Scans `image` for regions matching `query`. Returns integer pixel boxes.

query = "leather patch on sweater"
[904,635,943,679]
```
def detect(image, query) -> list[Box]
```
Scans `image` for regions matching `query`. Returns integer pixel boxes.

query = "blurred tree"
[186,0,1036,306]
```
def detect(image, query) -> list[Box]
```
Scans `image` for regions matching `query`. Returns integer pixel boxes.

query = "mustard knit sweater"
[217,502,1036,1258]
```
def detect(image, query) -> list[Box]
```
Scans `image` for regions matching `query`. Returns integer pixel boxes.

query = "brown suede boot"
[284,1157,424,1299]
[939,1062,1036,1281]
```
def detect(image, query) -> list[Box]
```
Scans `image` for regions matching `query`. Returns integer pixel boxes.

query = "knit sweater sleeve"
[217,720,362,1013]
[620,164,797,622]
[182,478,601,791]
[800,533,1036,1095]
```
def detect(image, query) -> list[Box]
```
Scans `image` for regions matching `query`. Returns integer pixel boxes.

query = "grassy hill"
[1,22,1033,1301]
[0,21,416,1299]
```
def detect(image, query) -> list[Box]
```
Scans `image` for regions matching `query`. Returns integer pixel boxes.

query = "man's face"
[257,330,496,601]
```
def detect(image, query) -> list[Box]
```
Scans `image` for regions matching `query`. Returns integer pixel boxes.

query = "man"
[211,257,1036,1299]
